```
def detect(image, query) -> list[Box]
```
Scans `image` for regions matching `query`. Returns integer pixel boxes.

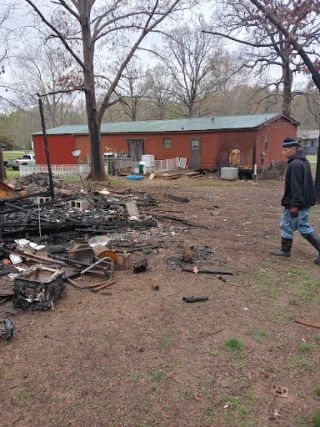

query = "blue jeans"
[280,208,314,239]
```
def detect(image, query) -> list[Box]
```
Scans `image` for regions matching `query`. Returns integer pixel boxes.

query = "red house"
[32,113,298,175]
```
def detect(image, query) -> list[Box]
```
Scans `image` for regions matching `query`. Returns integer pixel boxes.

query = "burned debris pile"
[0,175,228,339]
[0,178,158,243]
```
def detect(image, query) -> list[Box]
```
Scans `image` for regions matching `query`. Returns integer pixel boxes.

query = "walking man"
[271,137,320,263]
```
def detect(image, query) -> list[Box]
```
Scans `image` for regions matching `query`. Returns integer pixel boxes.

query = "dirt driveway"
[1,175,320,427]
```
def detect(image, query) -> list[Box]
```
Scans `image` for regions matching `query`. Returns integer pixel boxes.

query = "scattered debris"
[181,267,233,275]
[181,245,194,263]
[125,200,140,219]
[0,319,15,340]
[133,258,148,273]
[164,194,190,203]
[182,296,209,303]
[271,386,288,398]
[153,213,208,229]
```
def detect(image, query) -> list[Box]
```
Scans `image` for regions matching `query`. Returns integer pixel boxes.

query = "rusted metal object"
[91,280,116,293]
[80,256,114,279]
[0,181,14,200]
[295,320,320,329]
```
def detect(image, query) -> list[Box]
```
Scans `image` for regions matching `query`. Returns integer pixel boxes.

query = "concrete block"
[33,196,51,205]
[69,200,90,211]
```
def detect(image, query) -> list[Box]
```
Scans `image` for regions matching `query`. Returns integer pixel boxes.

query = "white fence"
[154,157,187,173]
[131,157,187,174]
[19,157,187,178]
[20,164,109,178]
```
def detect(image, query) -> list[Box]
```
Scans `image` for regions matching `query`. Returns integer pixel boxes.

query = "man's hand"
[290,207,299,218]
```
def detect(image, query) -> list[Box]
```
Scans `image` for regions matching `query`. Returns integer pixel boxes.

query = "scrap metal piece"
[80,256,114,281]
[0,319,15,340]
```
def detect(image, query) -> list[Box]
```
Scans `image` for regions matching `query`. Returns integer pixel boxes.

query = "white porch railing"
[154,157,187,173]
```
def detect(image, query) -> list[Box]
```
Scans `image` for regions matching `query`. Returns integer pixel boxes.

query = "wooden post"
[38,96,55,199]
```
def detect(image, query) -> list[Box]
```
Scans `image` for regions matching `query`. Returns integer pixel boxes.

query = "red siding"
[32,117,297,169]
[256,119,297,168]
[33,135,76,165]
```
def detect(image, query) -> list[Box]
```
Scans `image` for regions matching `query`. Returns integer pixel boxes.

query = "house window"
[264,135,269,151]
[305,140,312,148]
[163,138,172,148]
[191,140,199,150]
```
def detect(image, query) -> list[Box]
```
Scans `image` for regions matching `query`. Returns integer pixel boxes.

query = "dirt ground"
[1,174,320,427]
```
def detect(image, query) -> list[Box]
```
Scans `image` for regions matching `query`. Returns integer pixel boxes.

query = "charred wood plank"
[181,267,233,275]
[153,214,208,229]
[0,191,50,206]
[164,194,190,203]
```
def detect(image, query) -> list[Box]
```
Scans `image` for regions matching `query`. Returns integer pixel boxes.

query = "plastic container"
[221,167,239,181]
[139,161,146,174]
[126,175,144,180]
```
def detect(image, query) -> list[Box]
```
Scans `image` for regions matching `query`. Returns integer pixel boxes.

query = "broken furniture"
[13,266,65,311]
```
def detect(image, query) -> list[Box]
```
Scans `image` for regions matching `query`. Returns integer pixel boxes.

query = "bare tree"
[11,45,82,128]
[147,21,227,118]
[244,0,320,91]
[3,108,40,151]
[25,0,199,180]
[238,0,320,198]
[118,59,146,121]
[143,64,174,119]
[0,2,17,180]
[203,0,313,116]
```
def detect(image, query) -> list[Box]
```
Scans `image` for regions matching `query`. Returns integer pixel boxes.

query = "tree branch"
[24,0,85,69]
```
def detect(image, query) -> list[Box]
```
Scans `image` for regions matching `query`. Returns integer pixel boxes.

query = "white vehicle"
[14,154,36,169]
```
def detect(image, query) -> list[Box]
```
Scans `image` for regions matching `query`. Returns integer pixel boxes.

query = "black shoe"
[303,232,320,264]
[271,237,292,257]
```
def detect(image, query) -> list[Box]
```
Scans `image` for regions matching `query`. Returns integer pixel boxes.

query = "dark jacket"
[282,150,316,209]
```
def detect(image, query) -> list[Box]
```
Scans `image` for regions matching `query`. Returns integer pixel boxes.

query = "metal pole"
[38,96,55,199]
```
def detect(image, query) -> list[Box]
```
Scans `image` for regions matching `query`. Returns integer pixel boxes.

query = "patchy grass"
[312,410,320,427]
[4,168,20,181]
[151,371,166,382]
[17,389,32,401]
[160,335,171,348]
[225,338,245,352]
[299,343,313,354]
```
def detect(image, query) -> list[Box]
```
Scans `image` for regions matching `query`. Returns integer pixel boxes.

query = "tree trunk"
[86,90,106,180]
[82,15,106,181]
[315,126,320,202]
[0,146,6,181]
[282,53,292,116]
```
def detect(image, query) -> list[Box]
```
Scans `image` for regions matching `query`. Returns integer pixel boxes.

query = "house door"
[190,137,202,169]
[127,139,145,161]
